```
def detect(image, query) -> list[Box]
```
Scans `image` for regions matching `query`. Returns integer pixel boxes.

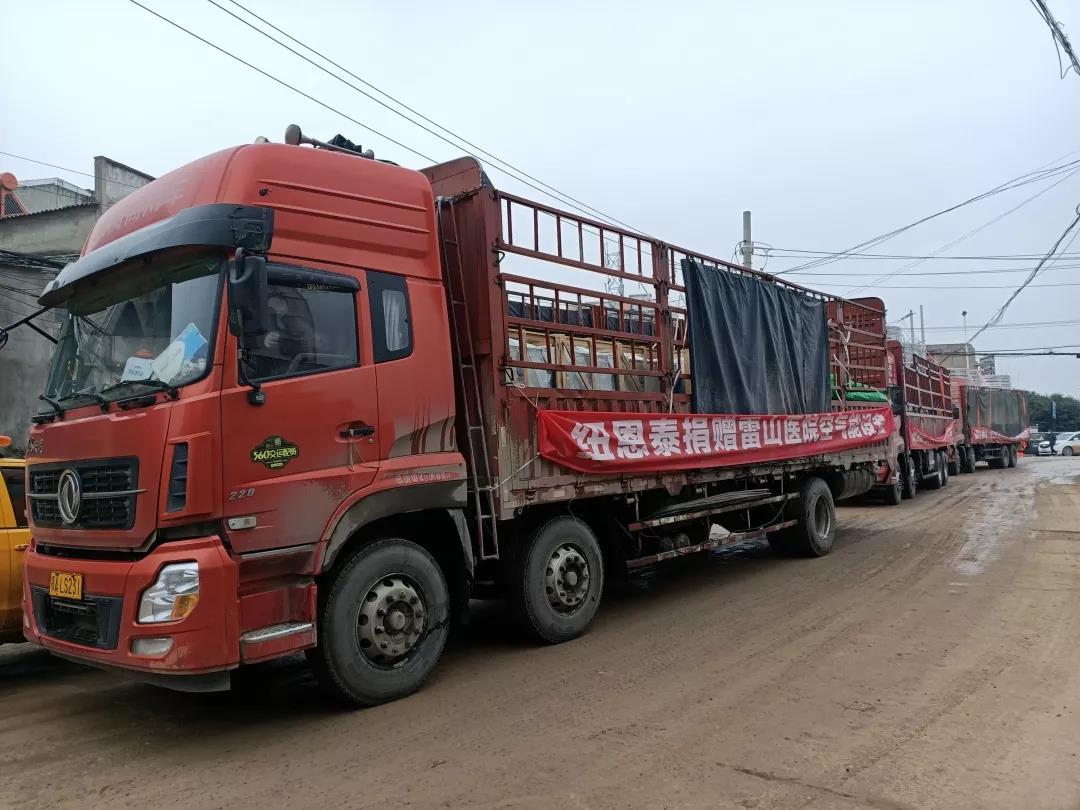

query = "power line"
[1029,0,1080,79]
[127,0,650,240]
[969,206,1080,343]
[789,263,1080,277]
[774,151,1080,274]
[759,248,1080,261]
[0,151,147,191]
[911,318,1080,331]
[209,0,648,236]
[847,166,1080,294]
[811,279,1080,290]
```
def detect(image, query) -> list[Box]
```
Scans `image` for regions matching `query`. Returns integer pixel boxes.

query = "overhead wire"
[846,166,1080,294]
[773,150,1080,275]
[210,0,648,237]
[126,0,653,244]
[968,207,1080,344]
[0,151,146,191]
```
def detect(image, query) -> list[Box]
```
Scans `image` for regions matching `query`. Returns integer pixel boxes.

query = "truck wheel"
[901,456,917,500]
[958,446,972,474]
[512,516,604,643]
[939,451,949,486]
[988,449,1006,470]
[307,538,450,707]
[967,446,977,471]
[882,472,902,505]
[923,455,942,490]
[775,477,835,558]
[948,452,960,477]
[1007,445,1017,468]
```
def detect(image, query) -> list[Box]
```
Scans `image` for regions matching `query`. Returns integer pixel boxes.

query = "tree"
[1028,391,1080,432]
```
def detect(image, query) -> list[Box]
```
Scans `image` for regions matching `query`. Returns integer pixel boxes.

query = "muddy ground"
[1,456,1078,809]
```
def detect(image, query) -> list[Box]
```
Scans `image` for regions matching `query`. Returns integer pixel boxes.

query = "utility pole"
[962,310,968,342]
[898,309,916,349]
[741,210,752,269]
[919,304,926,348]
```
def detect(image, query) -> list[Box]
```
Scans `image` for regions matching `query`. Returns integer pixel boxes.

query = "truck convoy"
[0,125,978,707]
[887,341,959,498]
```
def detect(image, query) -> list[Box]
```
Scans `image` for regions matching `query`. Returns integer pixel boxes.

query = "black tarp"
[964,386,1027,437]
[684,259,829,415]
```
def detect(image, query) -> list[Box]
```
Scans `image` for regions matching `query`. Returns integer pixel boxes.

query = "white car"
[1056,432,1080,457]
[1030,433,1054,455]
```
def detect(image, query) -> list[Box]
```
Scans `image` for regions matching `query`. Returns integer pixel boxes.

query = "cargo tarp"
[684,259,829,415]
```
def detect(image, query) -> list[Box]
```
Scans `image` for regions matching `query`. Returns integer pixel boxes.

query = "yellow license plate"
[49,571,83,601]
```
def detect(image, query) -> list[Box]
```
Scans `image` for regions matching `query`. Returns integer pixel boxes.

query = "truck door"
[220,266,380,553]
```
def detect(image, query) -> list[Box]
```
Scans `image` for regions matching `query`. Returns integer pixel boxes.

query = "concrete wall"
[0,157,153,451]
[0,268,60,450]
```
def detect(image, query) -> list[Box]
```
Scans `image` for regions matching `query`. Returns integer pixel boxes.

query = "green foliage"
[1028,391,1080,431]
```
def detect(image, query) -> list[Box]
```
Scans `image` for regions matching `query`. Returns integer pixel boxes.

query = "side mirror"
[228,252,268,347]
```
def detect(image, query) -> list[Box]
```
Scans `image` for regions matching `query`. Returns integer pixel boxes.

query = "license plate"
[49,571,83,601]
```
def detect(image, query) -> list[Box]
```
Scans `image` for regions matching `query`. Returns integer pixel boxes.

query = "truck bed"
[423,159,892,522]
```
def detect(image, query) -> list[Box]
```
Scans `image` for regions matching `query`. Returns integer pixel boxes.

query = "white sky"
[3,0,1079,396]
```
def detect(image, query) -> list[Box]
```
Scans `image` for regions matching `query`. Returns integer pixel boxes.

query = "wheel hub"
[545,544,591,614]
[357,575,426,667]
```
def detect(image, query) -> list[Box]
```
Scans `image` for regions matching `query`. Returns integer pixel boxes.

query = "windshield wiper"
[99,378,180,402]
[58,388,110,412]
[32,394,66,424]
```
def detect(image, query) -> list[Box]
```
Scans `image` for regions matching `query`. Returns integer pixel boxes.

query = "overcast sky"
[4,0,1079,400]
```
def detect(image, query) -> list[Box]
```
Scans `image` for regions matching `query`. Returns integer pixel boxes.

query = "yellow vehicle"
[0,437,28,644]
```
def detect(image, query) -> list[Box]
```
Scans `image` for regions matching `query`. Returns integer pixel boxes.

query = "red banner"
[538,407,894,474]
[969,426,1031,444]
[907,421,955,451]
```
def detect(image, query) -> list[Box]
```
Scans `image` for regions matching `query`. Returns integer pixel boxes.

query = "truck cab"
[19,139,470,700]
[0,443,29,643]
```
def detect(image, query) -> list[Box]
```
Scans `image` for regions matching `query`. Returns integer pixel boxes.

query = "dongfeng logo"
[57,469,82,525]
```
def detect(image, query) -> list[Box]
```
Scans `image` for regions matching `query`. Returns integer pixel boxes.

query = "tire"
[1006,445,1017,468]
[307,538,450,707]
[1063,446,1073,457]
[923,453,942,490]
[988,447,1006,469]
[958,445,973,474]
[511,516,604,643]
[881,472,902,506]
[939,451,949,486]
[967,445,977,471]
[900,455,917,500]
[773,477,836,558]
[948,451,960,477]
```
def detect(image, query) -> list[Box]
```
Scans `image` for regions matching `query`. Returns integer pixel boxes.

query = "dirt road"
[2,457,1079,809]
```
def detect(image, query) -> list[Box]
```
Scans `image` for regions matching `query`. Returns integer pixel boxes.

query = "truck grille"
[29,458,139,530]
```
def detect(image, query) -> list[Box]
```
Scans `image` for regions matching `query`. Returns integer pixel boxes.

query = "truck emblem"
[250,436,300,470]
[57,468,82,525]
[26,437,44,456]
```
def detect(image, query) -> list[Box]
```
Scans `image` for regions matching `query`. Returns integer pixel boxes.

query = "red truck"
[11,128,898,705]
[886,341,960,498]
[951,378,1029,471]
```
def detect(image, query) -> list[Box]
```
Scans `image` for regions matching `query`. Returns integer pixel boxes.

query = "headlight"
[138,562,199,623]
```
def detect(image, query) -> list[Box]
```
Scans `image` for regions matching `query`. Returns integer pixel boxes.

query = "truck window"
[1,468,27,528]
[244,283,359,381]
[367,271,413,362]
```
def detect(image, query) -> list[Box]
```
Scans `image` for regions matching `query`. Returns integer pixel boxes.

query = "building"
[926,342,977,370]
[0,157,153,449]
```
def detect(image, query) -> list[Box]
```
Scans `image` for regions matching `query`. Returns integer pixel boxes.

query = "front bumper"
[23,535,240,686]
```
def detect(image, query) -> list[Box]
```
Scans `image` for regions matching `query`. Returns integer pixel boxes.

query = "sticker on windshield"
[151,323,209,384]
[120,357,154,382]
[250,435,300,470]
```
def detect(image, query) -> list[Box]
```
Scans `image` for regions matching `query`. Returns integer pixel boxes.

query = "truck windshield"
[42,254,223,406]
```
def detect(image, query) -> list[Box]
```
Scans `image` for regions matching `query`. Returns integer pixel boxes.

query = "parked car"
[1056,431,1080,457]
[1029,432,1055,456]
[0,439,28,644]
